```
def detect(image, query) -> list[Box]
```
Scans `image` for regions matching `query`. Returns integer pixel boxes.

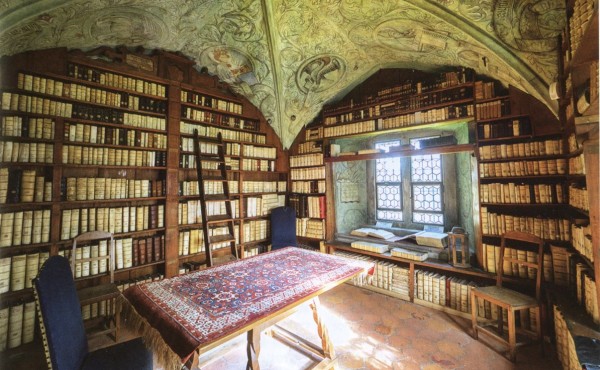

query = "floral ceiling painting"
[0,0,564,148]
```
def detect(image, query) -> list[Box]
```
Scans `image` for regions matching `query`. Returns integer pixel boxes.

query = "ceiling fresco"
[0,0,564,148]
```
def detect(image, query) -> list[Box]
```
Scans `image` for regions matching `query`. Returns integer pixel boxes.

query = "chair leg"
[114,298,121,343]
[507,308,516,362]
[471,292,478,339]
[497,305,503,336]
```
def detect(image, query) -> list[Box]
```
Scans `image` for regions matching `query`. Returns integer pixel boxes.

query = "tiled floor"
[2,283,562,369]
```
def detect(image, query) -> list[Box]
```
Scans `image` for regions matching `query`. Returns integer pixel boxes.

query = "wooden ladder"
[192,130,238,267]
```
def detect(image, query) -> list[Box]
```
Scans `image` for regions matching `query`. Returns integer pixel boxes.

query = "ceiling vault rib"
[412,0,553,108]
[260,0,285,139]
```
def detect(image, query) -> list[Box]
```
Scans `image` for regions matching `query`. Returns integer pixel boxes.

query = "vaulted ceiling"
[0,0,564,148]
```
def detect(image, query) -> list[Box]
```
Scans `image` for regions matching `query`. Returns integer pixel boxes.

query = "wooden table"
[122,247,372,370]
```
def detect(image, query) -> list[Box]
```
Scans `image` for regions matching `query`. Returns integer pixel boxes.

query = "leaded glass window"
[410,137,443,225]
[375,141,402,221]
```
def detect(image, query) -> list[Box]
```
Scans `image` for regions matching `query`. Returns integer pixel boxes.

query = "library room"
[0,1,598,370]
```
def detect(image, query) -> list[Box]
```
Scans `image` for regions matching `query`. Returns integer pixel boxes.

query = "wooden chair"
[470,230,545,361]
[71,231,121,342]
[269,206,297,251]
[33,255,152,370]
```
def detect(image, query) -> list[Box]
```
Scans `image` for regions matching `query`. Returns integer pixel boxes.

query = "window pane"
[377,210,403,221]
[411,154,442,182]
[377,185,402,210]
[413,184,442,211]
[413,212,443,225]
[376,157,401,182]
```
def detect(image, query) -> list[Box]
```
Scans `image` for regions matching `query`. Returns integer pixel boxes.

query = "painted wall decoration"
[0,0,562,148]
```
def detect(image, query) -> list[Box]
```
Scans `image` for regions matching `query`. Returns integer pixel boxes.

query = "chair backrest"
[497,230,545,301]
[270,206,297,250]
[33,255,88,370]
[72,231,115,283]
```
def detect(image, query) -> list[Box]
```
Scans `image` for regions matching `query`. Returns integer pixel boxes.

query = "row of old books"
[62,145,167,167]
[242,181,286,194]
[478,158,567,177]
[289,153,323,168]
[60,205,164,240]
[475,99,511,120]
[0,141,54,163]
[0,252,49,293]
[0,168,52,203]
[179,180,239,196]
[291,180,326,194]
[62,177,165,201]
[225,142,241,156]
[323,106,378,125]
[479,182,564,204]
[0,116,54,139]
[590,61,599,105]
[2,92,73,117]
[240,220,269,243]
[480,208,570,241]
[568,0,596,53]
[178,200,239,225]
[180,122,266,144]
[289,195,326,219]
[323,119,376,138]
[298,140,323,154]
[297,218,325,239]
[379,104,474,130]
[181,90,243,115]
[241,158,275,172]
[305,127,323,141]
[180,137,219,153]
[380,87,473,115]
[0,301,35,351]
[474,80,502,100]
[571,224,594,262]
[66,236,164,276]
[18,73,166,113]
[290,166,326,181]
[178,229,205,256]
[65,122,167,148]
[179,154,222,169]
[481,243,553,280]
[568,184,589,211]
[477,118,532,139]
[478,138,563,160]
[569,153,586,175]
[575,263,599,323]
[0,210,51,247]
[181,107,258,131]
[67,63,167,97]
[246,195,285,217]
[242,144,276,159]
[245,244,269,258]
[225,157,240,170]
[75,107,166,129]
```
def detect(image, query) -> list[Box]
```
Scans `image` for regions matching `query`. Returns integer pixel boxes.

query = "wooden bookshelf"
[0,47,288,351]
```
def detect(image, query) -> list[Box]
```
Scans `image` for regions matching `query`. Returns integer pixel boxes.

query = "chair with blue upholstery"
[270,206,297,250]
[33,255,153,370]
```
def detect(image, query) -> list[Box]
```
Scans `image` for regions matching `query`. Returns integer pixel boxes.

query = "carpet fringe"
[119,296,185,370]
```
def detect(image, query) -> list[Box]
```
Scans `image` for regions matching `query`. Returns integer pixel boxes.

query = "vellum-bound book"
[350,241,389,254]
[415,232,447,248]
[391,247,428,261]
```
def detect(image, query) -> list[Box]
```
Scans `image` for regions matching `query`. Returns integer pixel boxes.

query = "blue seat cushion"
[34,256,88,370]
[83,337,153,370]
[271,206,297,250]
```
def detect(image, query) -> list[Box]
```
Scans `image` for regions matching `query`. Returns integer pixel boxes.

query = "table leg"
[310,297,335,360]
[246,328,261,370]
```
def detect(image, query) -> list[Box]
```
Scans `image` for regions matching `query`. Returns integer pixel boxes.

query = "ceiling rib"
[260,0,284,138]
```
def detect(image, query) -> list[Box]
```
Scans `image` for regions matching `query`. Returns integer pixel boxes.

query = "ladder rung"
[209,234,235,244]
[204,195,229,201]
[202,175,227,181]
[206,215,234,223]
[197,137,225,145]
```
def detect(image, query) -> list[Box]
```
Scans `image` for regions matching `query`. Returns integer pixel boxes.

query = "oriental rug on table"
[122,247,372,369]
